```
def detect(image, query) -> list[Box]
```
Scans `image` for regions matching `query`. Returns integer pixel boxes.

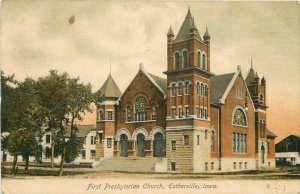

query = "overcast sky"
[1,1,299,142]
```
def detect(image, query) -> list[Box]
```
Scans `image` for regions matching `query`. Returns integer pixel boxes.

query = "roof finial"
[251,58,253,69]
[139,63,144,70]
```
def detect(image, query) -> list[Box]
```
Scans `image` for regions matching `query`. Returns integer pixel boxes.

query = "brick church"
[94,8,276,173]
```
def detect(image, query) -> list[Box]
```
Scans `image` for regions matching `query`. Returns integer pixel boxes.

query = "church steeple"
[174,8,202,42]
[96,73,121,102]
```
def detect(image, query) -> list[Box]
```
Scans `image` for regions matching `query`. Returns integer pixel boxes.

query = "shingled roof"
[174,9,202,42]
[245,67,256,86]
[96,74,121,99]
[266,129,277,138]
[210,72,235,105]
[148,73,167,94]
[65,125,95,138]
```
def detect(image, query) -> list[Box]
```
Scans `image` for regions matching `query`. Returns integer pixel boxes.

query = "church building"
[94,8,276,173]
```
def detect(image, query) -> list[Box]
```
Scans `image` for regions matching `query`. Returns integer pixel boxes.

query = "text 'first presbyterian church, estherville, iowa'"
[93,8,277,173]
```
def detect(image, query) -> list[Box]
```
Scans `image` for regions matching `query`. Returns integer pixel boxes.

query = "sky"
[1,1,299,143]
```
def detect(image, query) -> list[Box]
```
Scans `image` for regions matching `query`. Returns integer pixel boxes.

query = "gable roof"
[96,74,121,99]
[65,125,95,138]
[210,70,255,109]
[174,9,202,42]
[119,66,167,100]
[210,72,235,105]
[148,73,167,94]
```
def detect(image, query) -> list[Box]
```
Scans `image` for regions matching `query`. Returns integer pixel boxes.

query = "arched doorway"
[120,134,129,157]
[137,133,146,157]
[261,144,265,164]
[153,132,165,157]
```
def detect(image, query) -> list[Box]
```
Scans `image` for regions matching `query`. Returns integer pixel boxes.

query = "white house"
[41,125,97,165]
[1,125,97,166]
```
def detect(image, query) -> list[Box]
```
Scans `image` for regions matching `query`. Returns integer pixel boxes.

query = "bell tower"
[164,8,214,173]
[245,60,268,168]
[95,73,121,160]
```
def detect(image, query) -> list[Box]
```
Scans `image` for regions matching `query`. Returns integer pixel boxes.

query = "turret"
[261,76,266,86]
[167,25,174,43]
[95,73,121,160]
[203,26,211,44]
[189,18,198,38]
[254,72,260,83]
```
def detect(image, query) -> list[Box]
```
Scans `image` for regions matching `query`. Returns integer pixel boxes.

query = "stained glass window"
[151,106,156,120]
[126,106,131,122]
[232,108,247,126]
[135,96,146,121]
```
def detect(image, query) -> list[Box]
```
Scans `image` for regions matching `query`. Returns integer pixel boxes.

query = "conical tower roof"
[245,59,256,85]
[204,26,211,38]
[96,73,121,99]
[174,9,202,42]
[167,25,174,36]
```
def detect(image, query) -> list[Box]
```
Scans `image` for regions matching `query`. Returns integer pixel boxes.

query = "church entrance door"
[153,132,165,157]
[120,134,129,157]
[137,133,146,157]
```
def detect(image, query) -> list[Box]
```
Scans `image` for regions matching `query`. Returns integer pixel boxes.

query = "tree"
[1,72,18,155]
[7,129,39,175]
[1,71,18,132]
[36,70,94,176]
[4,76,44,175]
[37,70,70,169]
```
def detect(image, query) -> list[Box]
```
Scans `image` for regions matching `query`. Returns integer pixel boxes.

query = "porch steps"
[93,157,162,173]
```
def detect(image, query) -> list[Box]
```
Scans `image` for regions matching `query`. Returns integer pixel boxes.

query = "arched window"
[126,106,131,122]
[211,130,215,152]
[135,96,147,121]
[232,108,247,126]
[178,82,183,95]
[204,84,208,97]
[98,109,104,121]
[200,83,204,96]
[197,51,201,68]
[185,81,190,94]
[151,106,156,120]
[174,52,180,70]
[171,83,176,96]
[182,50,189,68]
[196,82,200,95]
[202,53,207,70]
[259,93,264,104]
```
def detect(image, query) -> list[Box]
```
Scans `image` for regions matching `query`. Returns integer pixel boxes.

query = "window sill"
[232,124,248,128]
[97,120,115,122]
[232,152,248,154]
[126,120,156,124]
